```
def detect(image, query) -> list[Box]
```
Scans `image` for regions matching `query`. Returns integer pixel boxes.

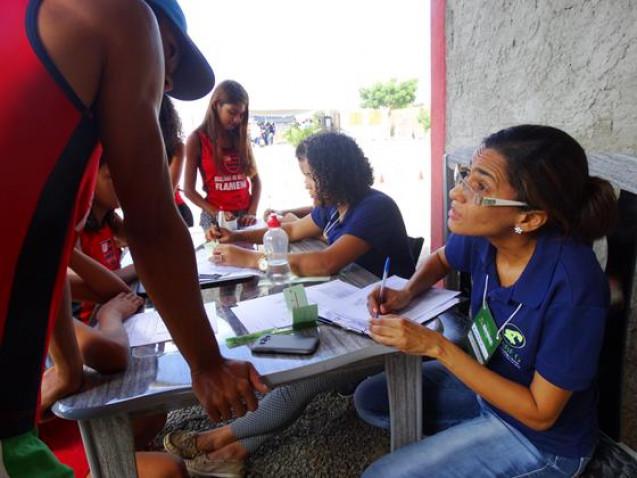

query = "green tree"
[359,78,418,110]
[417,107,431,132]
[283,113,322,147]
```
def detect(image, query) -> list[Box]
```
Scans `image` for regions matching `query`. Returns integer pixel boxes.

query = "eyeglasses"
[453,164,528,207]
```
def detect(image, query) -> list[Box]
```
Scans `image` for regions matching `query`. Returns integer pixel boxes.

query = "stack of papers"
[231,276,461,336]
[318,276,461,334]
[124,302,218,347]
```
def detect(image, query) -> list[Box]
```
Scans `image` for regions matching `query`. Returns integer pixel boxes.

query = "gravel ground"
[152,392,637,478]
[153,392,389,478]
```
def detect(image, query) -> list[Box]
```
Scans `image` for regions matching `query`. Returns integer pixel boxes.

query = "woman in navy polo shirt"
[163,132,416,476]
[356,125,617,477]
[209,131,415,279]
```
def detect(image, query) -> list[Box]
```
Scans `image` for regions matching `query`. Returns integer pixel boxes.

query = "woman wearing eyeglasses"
[357,125,617,478]
[207,131,416,279]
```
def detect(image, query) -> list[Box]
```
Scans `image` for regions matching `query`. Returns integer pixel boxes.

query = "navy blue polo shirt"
[311,189,415,279]
[445,231,609,458]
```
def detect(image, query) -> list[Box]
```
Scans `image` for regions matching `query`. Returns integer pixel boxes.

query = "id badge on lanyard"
[467,275,522,365]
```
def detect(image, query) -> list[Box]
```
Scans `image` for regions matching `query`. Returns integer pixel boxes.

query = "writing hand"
[367,286,412,316]
[206,226,234,243]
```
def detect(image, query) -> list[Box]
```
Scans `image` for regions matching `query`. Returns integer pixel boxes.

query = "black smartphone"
[251,333,319,355]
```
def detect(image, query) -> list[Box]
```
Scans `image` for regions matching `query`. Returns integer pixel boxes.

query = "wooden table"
[53,240,433,477]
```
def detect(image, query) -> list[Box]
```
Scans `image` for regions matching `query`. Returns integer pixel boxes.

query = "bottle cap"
[267,213,281,228]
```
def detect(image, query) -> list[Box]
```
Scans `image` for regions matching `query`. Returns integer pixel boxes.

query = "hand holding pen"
[367,258,413,316]
[375,257,391,318]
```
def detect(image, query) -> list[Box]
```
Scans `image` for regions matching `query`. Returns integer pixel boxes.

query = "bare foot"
[40,366,83,412]
[96,292,143,323]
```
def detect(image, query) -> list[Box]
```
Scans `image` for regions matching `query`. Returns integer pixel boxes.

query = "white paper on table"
[240,218,267,231]
[230,277,460,336]
[124,302,218,347]
[231,280,360,333]
[195,248,260,277]
[335,275,461,324]
[231,293,292,333]
[189,227,207,250]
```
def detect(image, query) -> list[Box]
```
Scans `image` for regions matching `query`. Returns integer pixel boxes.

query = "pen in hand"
[376,257,391,318]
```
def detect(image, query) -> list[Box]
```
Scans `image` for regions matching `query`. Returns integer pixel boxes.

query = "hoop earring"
[514,225,523,235]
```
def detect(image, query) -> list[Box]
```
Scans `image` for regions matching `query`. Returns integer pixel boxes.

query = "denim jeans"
[354,362,591,478]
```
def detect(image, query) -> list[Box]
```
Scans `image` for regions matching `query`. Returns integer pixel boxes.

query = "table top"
[53,239,396,421]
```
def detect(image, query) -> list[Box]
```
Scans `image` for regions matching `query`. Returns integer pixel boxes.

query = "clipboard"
[316,315,369,337]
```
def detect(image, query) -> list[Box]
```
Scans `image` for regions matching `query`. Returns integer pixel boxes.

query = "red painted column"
[430,0,446,251]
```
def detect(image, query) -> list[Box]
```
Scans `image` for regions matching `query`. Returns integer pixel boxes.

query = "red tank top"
[0,0,101,438]
[77,219,122,322]
[198,131,251,212]
[175,189,186,205]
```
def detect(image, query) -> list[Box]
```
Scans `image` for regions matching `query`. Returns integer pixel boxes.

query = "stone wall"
[445,0,637,154]
[444,0,637,449]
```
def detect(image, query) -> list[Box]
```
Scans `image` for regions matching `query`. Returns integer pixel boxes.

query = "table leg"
[78,414,138,478]
[385,353,422,451]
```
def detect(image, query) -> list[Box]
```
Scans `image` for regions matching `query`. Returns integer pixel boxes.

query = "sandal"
[163,430,202,459]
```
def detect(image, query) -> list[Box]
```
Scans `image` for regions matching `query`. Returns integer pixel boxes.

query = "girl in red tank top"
[77,158,137,322]
[184,80,261,233]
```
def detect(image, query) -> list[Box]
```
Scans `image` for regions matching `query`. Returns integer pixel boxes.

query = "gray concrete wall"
[444,0,637,450]
[445,0,637,154]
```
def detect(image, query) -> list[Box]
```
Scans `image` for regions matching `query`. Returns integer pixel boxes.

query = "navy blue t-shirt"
[445,231,609,457]
[311,189,415,279]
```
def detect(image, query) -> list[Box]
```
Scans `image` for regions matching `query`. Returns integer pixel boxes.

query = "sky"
[174,0,430,131]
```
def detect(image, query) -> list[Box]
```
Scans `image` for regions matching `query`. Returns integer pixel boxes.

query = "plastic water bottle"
[263,214,291,284]
[217,209,227,229]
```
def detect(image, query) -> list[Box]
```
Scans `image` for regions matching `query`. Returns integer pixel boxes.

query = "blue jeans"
[354,362,592,478]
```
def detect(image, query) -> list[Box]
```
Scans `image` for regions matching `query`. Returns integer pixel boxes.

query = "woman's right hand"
[205,226,234,243]
[367,286,413,316]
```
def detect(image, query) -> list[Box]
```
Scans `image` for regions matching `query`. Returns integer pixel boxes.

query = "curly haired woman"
[207,131,415,279]
[163,132,416,477]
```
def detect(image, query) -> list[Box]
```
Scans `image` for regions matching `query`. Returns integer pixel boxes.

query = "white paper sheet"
[240,219,267,231]
[230,278,460,336]
[335,275,460,322]
[124,302,218,347]
[195,248,260,277]
[231,293,292,333]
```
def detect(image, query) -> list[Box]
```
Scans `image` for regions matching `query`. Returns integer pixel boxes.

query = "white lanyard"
[322,209,340,240]
[481,274,524,340]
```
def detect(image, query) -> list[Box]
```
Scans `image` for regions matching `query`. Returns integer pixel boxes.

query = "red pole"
[430,0,446,251]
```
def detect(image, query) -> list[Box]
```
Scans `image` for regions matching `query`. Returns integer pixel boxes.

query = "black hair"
[159,94,183,161]
[296,132,374,206]
[483,124,616,242]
